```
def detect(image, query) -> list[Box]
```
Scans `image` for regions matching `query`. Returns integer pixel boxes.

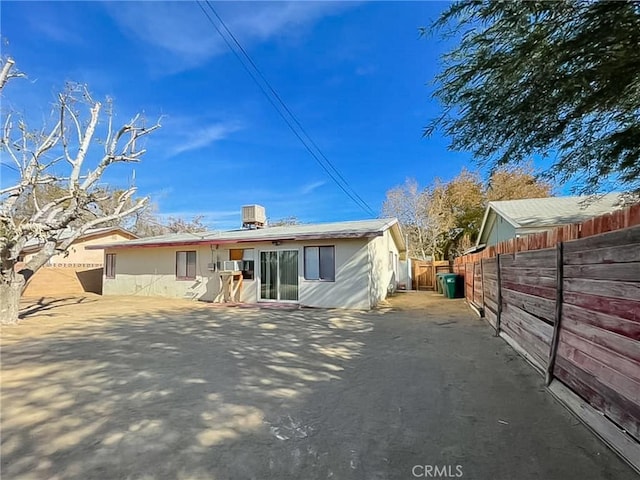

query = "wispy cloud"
[103,2,359,73]
[299,180,326,195]
[28,21,83,45]
[168,122,242,157]
[355,65,377,76]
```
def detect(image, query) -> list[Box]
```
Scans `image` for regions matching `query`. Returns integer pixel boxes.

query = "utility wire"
[203,2,372,212]
[196,1,376,218]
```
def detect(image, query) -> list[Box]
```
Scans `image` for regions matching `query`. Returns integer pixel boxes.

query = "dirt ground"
[1,292,636,479]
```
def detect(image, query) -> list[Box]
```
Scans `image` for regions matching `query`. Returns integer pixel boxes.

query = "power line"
[195,1,376,218]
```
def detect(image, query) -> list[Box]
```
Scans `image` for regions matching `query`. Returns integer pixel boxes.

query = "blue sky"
[1,0,480,230]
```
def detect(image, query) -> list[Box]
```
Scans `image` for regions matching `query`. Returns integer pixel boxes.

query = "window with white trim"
[105,253,116,279]
[176,251,196,280]
[304,246,335,281]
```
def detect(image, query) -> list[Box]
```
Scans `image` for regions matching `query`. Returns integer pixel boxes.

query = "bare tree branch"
[1,58,160,323]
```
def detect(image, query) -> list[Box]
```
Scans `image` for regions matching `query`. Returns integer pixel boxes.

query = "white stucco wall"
[102,238,372,309]
[102,245,228,301]
[367,228,400,308]
[298,238,370,309]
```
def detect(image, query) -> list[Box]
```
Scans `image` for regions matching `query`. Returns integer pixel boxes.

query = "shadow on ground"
[1,293,636,479]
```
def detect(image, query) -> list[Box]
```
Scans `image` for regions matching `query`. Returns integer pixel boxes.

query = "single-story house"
[88,218,406,310]
[474,193,626,250]
[19,226,138,296]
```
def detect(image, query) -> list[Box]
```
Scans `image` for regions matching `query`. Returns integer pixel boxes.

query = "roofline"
[86,230,387,250]
[376,217,406,253]
[475,206,493,247]
[486,202,522,228]
[21,226,138,253]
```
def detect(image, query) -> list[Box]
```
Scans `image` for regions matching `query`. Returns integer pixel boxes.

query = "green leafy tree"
[426,0,640,193]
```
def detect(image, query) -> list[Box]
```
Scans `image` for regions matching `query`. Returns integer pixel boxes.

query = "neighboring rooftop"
[87,218,405,251]
[22,226,137,251]
[487,193,627,229]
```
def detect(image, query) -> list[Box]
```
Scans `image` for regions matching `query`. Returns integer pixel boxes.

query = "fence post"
[480,257,486,311]
[545,241,564,386]
[495,253,502,336]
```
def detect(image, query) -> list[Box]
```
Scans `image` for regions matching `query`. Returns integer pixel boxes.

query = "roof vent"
[242,204,266,229]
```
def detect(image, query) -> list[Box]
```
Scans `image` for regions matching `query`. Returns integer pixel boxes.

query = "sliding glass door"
[259,250,299,301]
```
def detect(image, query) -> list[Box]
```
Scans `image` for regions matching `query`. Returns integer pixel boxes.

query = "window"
[229,248,255,280]
[389,251,398,274]
[105,253,116,279]
[176,251,196,280]
[304,246,335,281]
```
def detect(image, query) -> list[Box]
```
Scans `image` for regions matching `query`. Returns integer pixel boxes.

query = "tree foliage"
[382,166,553,259]
[426,0,640,193]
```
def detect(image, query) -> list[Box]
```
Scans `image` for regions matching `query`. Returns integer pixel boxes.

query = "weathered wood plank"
[499,330,545,374]
[484,296,498,315]
[502,320,549,369]
[485,308,497,329]
[563,291,640,323]
[483,277,498,294]
[564,243,640,265]
[503,282,556,300]
[502,303,553,345]
[501,272,557,290]
[563,304,640,340]
[501,312,552,366]
[561,316,640,365]
[501,288,555,323]
[548,378,640,467]
[554,358,640,441]
[564,225,640,253]
[513,247,557,265]
[564,278,640,302]
[500,267,556,278]
[482,259,497,272]
[483,273,498,282]
[564,263,640,282]
[560,328,640,384]
[557,336,640,405]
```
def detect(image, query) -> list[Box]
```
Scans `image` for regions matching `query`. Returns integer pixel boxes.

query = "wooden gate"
[412,260,451,290]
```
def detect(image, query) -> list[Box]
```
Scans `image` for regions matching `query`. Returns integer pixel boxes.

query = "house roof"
[22,226,137,252]
[86,218,406,252]
[476,193,626,246]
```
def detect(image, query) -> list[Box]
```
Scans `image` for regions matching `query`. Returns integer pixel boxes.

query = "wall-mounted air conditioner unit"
[222,260,243,272]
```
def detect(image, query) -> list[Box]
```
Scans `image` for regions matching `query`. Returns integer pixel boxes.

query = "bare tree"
[268,216,300,227]
[383,167,552,260]
[382,178,433,259]
[164,215,208,234]
[0,59,160,323]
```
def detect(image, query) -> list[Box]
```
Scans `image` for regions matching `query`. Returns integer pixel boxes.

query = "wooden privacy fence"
[412,260,451,290]
[454,203,640,471]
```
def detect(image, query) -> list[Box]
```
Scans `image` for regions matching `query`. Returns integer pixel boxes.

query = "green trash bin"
[441,273,458,299]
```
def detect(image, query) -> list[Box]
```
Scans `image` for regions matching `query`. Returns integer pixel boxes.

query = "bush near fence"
[454,203,640,471]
